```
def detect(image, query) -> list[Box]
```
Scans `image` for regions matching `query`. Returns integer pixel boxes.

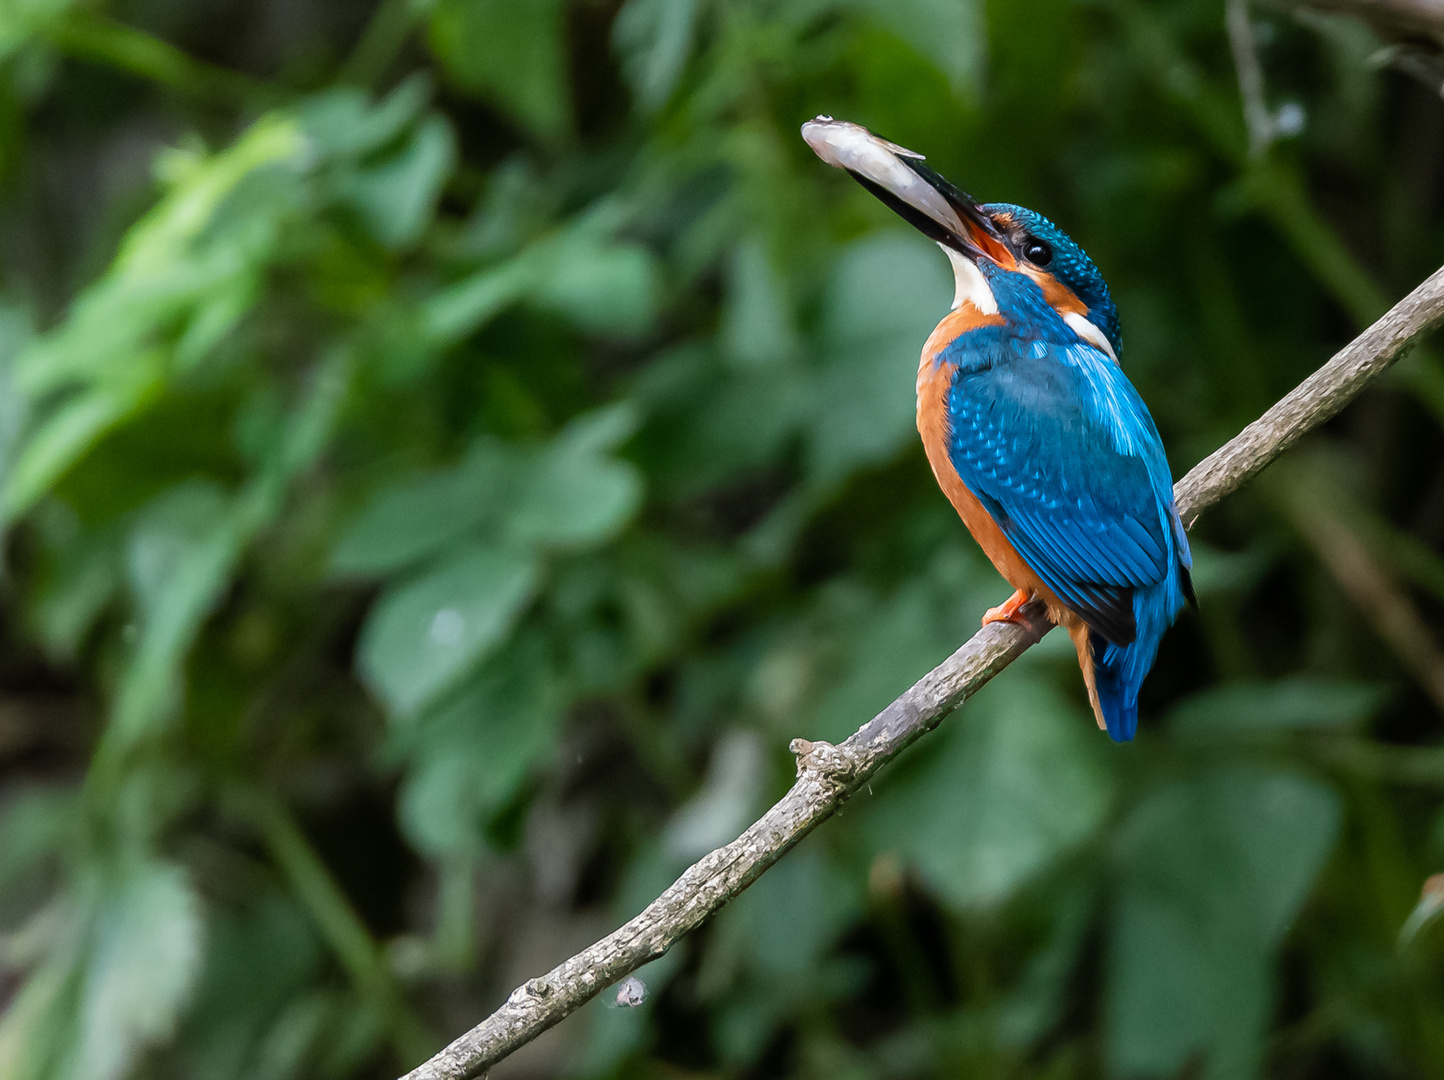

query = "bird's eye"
[1023,237,1053,266]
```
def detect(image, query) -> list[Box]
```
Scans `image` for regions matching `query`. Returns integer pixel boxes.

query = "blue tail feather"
[1091,632,1136,742]
[1089,564,1188,742]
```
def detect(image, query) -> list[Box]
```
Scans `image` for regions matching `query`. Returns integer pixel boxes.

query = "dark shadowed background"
[1,0,1444,1077]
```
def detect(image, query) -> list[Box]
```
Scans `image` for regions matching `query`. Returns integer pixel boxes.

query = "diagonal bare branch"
[400,263,1444,1080]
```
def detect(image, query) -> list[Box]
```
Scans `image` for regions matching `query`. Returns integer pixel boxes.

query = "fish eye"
[1023,236,1053,266]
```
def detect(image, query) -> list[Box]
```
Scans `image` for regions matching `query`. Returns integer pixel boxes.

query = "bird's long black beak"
[801,117,1008,264]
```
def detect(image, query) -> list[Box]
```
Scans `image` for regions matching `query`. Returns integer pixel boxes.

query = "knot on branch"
[507,977,554,1007]
[789,738,859,782]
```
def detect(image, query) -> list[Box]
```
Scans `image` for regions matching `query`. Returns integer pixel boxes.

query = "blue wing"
[940,330,1181,645]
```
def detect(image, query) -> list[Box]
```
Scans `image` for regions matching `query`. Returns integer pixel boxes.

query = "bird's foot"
[982,588,1032,627]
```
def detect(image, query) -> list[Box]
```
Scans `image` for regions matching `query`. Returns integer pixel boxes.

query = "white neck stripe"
[940,244,998,315]
[1063,310,1118,363]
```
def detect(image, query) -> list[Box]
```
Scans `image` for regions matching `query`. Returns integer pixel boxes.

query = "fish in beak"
[800,116,1012,268]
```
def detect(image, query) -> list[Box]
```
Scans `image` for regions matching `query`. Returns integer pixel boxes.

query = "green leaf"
[663,729,765,860]
[124,480,230,623]
[808,584,949,743]
[505,404,644,549]
[0,0,81,59]
[421,223,660,345]
[0,300,33,487]
[111,349,348,744]
[1184,538,1271,597]
[428,0,571,142]
[808,232,949,484]
[296,76,430,159]
[178,892,323,1080]
[703,844,864,1065]
[845,0,985,93]
[720,844,862,977]
[112,480,239,744]
[1167,676,1388,736]
[0,860,204,1080]
[0,786,76,896]
[632,346,807,496]
[3,112,307,520]
[358,541,540,716]
[1107,768,1341,1080]
[863,678,1112,909]
[3,362,164,522]
[330,445,511,578]
[0,928,70,1080]
[532,236,661,338]
[612,0,700,112]
[420,255,538,345]
[397,634,563,855]
[341,114,456,249]
[335,407,640,576]
[66,863,205,1080]
[29,533,119,659]
[721,235,799,367]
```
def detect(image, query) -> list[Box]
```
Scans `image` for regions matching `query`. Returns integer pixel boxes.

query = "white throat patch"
[1063,311,1118,363]
[941,244,997,315]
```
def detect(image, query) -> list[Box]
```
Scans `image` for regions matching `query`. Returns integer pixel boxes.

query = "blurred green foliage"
[0,0,1443,1078]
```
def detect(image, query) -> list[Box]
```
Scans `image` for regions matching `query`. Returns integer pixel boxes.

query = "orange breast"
[1022,265,1088,316]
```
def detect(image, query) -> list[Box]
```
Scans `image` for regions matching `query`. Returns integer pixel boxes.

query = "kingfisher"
[802,117,1193,741]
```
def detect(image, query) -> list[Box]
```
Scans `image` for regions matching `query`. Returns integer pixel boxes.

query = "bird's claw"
[982,588,1032,627]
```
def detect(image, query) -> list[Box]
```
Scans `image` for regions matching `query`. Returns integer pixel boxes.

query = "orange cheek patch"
[1023,267,1088,316]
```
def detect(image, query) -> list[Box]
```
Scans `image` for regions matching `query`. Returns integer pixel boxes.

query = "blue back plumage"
[936,262,1190,741]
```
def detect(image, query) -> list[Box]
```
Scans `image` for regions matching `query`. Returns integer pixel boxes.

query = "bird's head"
[802,117,1121,361]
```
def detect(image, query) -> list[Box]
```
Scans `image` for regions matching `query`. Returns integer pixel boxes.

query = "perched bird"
[802,117,1193,741]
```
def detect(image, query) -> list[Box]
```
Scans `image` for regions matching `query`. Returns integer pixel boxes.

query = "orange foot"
[982,588,1032,627]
